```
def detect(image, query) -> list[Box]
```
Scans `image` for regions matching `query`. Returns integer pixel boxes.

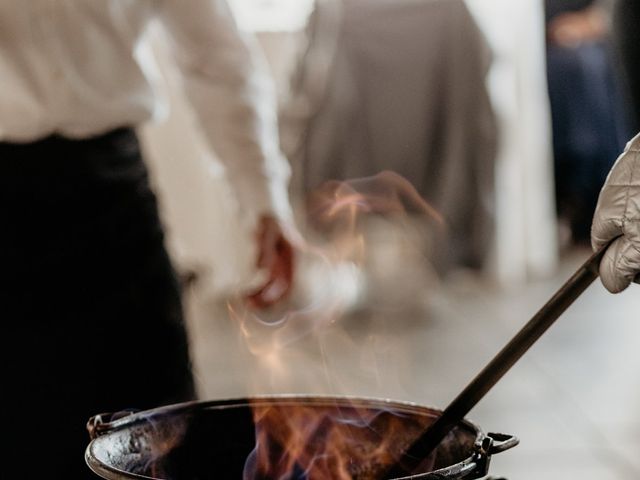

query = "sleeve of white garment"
[591,132,640,293]
[156,0,293,226]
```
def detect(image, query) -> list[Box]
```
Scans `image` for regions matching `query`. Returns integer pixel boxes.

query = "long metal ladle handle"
[388,246,608,478]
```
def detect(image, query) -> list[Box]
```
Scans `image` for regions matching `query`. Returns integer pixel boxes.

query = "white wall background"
[466,0,559,284]
[227,0,314,31]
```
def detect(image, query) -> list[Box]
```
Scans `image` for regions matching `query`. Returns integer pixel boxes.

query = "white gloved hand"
[591,132,640,293]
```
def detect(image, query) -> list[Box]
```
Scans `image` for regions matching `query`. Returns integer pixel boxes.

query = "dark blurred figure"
[546,0,633,244]
[612,0,640,129]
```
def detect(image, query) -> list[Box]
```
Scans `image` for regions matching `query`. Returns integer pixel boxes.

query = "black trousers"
[1,129,195,479]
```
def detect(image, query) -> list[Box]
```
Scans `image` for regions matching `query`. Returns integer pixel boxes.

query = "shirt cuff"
[231,153,294,230]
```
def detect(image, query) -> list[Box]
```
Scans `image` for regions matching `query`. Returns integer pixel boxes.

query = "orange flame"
[308,171,444,226]
[230,171,444,479]
[243,402,436,480]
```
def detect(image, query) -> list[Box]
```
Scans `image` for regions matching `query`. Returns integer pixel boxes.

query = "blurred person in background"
[612,0,640,129]
[1,1,294,478]
[545,0,633,245]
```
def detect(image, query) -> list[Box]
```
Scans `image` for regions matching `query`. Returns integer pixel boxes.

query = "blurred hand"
[246,215,295,309]
[592,133,640,293]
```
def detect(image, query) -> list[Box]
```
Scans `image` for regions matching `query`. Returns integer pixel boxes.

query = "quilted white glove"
[591,132,640,293]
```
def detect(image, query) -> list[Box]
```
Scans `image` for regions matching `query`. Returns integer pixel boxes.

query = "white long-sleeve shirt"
[0,0,292,223]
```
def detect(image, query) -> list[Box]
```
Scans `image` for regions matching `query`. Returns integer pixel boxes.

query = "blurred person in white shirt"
[0,1,295,478]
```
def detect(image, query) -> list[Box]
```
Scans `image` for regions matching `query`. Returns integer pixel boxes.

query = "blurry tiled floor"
[185,246,640,479]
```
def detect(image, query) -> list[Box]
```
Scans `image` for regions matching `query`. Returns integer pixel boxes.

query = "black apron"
[1,128,195,479]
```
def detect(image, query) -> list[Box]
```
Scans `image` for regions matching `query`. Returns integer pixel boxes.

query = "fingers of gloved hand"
[591,213,623,251]
[591,135,640,250]
[599,236,640,293]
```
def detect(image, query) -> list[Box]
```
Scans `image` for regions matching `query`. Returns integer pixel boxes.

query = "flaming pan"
[86,238,609,480]
[86,396,517,480]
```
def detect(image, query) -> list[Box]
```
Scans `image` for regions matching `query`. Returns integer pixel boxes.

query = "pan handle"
[486,432,519,455]
[86,410,139,439]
